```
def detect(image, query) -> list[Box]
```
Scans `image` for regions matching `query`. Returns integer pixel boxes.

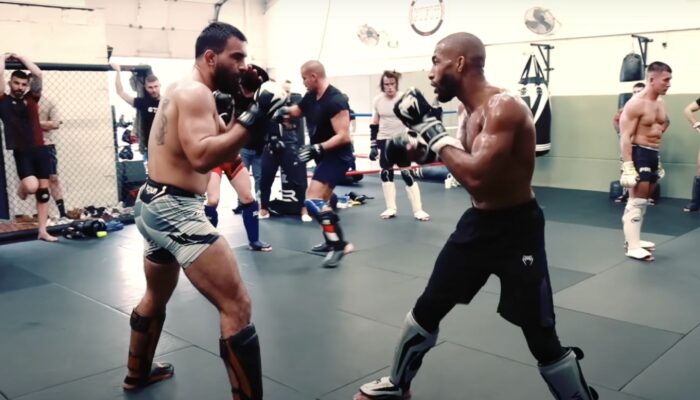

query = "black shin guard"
[124,309,172,388]
[219,324,263,400]
[319,210,346,250]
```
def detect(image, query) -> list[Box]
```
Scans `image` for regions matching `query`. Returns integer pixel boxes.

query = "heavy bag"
[620,53,644,82]
[268,162,307,215]
[618,93,633,109]
[518,55,552,156]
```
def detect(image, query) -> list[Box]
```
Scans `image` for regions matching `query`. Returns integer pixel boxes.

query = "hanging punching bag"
[518,55,552,157]
[618,93,633,109]
[620,53,644,82]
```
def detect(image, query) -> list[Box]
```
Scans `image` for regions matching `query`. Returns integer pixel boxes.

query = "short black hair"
[195,22,247,58]
[633,82,646,89]
[647,61,672,74]
[10,70,29,80]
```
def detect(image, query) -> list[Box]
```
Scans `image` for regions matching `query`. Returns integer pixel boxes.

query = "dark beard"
[213,65,239,94]
[436,74,458,103]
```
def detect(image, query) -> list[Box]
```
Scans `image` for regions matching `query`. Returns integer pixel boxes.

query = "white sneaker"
[258,211,270,219]
[357,377,408,399]
[301,214,313,223]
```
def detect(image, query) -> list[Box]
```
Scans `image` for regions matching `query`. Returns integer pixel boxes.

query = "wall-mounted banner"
[409,0,445,37]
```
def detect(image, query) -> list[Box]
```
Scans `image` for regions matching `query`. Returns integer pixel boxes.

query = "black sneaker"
[249,240,272,252]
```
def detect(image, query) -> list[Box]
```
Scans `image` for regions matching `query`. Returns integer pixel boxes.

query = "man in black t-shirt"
[274,61,354,268]
[0,53,57,241]
[111,63,160,165]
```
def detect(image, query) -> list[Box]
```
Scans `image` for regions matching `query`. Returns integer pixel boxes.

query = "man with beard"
[355,32,597,400]
[124,22,287,399]
[111,63,161,167]
[0,53,57,241]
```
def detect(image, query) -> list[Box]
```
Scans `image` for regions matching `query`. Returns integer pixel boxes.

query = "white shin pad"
[405,185,430,220]
[381,182,397,217]
[622,198,648,250]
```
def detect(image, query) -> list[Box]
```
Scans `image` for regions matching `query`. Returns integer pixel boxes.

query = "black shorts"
[377,138,411,169]
[632,145,660,183]
[13,147,51,180]
[45,144,58,176]
[424,200,555,328]
[312,155,352,188]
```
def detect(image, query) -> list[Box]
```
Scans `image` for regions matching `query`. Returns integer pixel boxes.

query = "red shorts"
[212,155,245,180]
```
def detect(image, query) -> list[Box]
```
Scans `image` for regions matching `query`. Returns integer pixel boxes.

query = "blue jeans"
[239,148,262,196]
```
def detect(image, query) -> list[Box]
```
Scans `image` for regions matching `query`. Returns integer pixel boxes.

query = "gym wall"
[264,0,700,199]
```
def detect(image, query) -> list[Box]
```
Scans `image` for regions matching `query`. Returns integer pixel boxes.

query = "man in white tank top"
[370,70,430,221]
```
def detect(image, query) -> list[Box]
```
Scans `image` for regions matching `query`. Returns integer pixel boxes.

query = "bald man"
[355,33,597,400]
[274,60,354,268]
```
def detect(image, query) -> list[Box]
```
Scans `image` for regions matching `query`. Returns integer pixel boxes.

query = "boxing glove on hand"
[213,90,234,122]
[620,161,639,188]
[385,133,438,165]
[240,64,269,94]
[237,81,288,130]
[369,140,378,161]
[393,88,461,156]
[267,135,286,155]
[297,144,323,163]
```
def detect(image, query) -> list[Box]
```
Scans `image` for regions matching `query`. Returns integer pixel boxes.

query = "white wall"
[86,0,267,63]
[0,1,107,64]
[264,0,700,95]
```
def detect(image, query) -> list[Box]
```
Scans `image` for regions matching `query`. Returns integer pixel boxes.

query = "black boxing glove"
[394,88,461,158]
[297,144,323,163]
[240,64,270,94]
[237,81,289,131]
[213,90,234,123]
[385,131,438,165]
[369,124,379,161]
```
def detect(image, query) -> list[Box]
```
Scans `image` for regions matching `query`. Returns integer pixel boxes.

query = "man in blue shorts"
[274,60,354,268]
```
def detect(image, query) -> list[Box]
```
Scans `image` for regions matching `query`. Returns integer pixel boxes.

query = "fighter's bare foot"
[38,232,59,242]
[17,187,28,201]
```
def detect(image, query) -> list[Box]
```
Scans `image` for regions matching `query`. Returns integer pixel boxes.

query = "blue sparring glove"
[297,144,323,163]
[393,87,462,158]
[237,81,288,131]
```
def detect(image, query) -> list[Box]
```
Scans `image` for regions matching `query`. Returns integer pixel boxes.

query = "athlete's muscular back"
[457,91,535,209]
[147,77,225,195]
[621,96,667,149]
